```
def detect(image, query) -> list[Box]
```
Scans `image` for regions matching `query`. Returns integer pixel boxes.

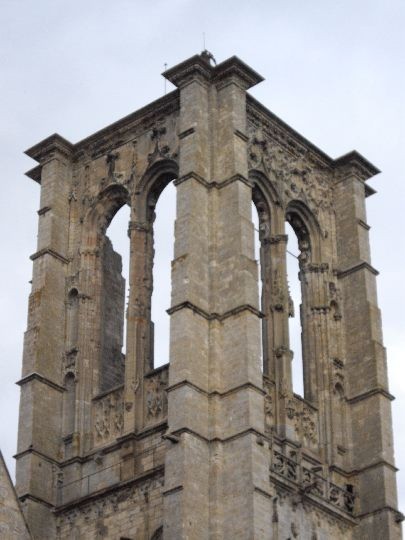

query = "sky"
[1,0,404,518]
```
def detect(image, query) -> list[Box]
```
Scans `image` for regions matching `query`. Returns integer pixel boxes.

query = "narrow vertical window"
[100,204,131,391]
[151,182,176,368]
[286,222,304,397]
[252,201,264,370]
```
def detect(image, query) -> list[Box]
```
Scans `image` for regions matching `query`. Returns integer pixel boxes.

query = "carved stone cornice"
[25,133,74,164]
[163,54,264,91]
[163,54,213,88]
[25,92,181,173]
[25,164,42,183]
[247,94,333,169]
[212,56,264,91]
[333,151,380,183]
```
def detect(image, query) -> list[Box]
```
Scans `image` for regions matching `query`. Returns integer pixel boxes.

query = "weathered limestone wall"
[14,52,401,539]
[0,451,31,539]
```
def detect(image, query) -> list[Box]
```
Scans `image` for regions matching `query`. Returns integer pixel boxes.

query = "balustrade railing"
[271,450,355,515]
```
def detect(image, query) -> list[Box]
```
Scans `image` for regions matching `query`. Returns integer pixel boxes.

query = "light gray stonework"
[0,450,31,539]
[9,52,402,538]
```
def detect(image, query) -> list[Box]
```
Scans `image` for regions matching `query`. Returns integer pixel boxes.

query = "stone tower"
[15,53,402,539]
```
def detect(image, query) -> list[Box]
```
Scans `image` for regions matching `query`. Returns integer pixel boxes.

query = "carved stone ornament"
[302,406,317,444]
[147,120,178,167]
[93,387,124,443]
[271,269,285,311]
[285,398,297,420]
[264,380,274,435]
[145,371,168,420]
[247,123,333,215]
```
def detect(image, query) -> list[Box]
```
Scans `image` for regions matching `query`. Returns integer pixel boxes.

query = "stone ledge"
[37,205,51,216]
[174,171,252,190]
[25,164,42,183]
[30,248,70,265]
[168,426,266,446]
[163,54,264,91]
[352,459,398,475]
[58,421,168,467]
[16,372,65,393]
[167,300,263,321]
[271,476,358,526]
[25,133,74,163]
[337,261,379,279]
[54,465,164,514]
[346,387,394,404]
[178,127,195,139]
[356,505,404,521]
[162,485,183,497]
[14,447,60,466]
[358,219,371,231]
[234,129,249,142]
[254,486,273,499]
[166,379,265,399]
[19,492,54,509]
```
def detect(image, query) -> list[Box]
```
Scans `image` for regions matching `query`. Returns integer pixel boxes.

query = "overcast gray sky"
[1,0,404,515]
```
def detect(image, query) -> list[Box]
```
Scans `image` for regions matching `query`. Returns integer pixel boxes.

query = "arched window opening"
[100,203,131,392]
[252,200,264,370]
[63,373,76,436]
[285,221,304,397]
[150,181,176,368]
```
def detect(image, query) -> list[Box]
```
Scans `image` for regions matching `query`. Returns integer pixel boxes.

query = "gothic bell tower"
[15,52,402,539]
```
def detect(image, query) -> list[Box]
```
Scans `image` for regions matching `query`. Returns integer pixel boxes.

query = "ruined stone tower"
[15,53,402,539]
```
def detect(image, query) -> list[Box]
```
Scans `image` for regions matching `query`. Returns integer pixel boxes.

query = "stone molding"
[167,300,264,321]
[16,372,65,393]
[166,426,266,446]
[55,465,164,513]
[19,492,54,509]
[337,261,379,279]
[346,387,394,404]
[25,133,74,163]
[166,379,265,398]
[163,53,264,91]
[30,248,70,265]
[174,171,252,189]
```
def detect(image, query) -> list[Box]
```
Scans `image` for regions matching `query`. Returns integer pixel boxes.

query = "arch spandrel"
[69,101,180,231]
[247,108,334,225]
